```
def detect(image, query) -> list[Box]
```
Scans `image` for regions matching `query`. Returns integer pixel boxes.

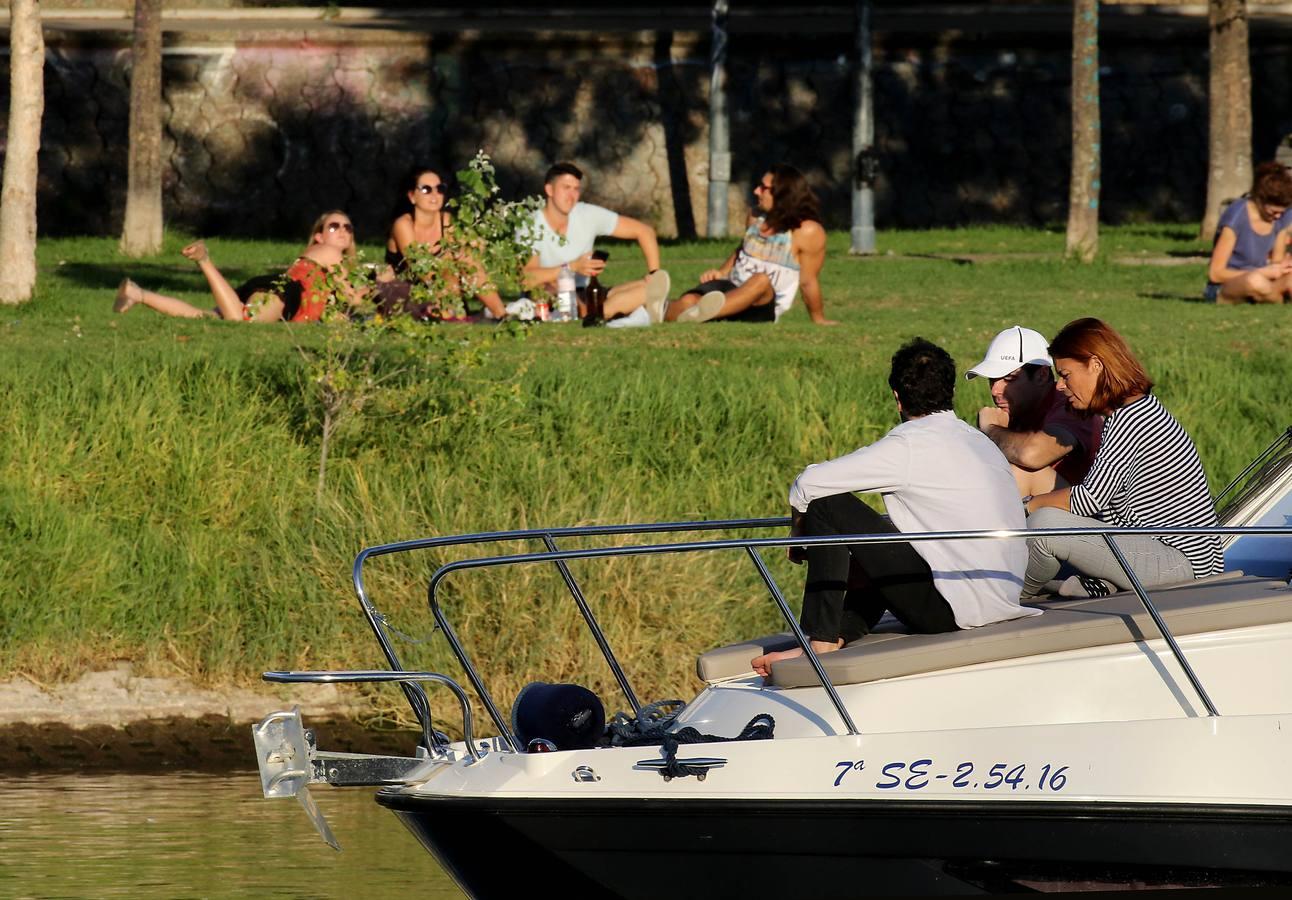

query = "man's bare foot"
[751,647,803,678]
[181,240,209,263]
[751,639,844,678]
[113,278,141,313]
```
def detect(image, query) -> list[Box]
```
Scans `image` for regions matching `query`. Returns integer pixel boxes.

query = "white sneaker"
[676,290,725,323]
[644,270,671,323]
[504,297,537,321]
[606,306,652,328]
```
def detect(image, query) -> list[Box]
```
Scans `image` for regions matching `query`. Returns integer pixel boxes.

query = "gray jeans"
[1022,507,1193,599]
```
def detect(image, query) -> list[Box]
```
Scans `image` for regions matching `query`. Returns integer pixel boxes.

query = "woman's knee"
[1024,507,1079,561]
[1026,507,1074,530]
[1240,272,1277,300]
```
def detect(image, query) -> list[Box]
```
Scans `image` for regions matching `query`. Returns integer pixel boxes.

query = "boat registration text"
[833,759,1071,792]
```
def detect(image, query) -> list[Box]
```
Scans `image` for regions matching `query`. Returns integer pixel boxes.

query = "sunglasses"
[753,181,772,194]
[417,184,448,195]
[325,221,354,233]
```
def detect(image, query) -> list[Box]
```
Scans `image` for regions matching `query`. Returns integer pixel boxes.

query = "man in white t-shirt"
[752,338,1035,679]
[522,162,671,323]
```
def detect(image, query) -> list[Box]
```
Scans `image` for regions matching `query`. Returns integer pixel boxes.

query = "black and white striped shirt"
[1069,393,1223,581]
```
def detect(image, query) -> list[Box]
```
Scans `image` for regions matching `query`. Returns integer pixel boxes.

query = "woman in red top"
[113,210,356,322]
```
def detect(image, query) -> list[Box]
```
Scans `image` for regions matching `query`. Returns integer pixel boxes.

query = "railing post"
[351,549,440,753]
[543,534,643,716]
[1102,534,1220,717]
[428,574,521,751]
[744,548,860,736]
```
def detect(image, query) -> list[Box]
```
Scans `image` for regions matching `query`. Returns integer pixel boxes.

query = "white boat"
[254,428,1292,895]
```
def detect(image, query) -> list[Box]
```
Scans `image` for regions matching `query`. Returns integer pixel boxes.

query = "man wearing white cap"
[967,325,1102,499]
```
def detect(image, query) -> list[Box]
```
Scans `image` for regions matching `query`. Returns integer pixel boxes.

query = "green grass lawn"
[2,225,1288,728]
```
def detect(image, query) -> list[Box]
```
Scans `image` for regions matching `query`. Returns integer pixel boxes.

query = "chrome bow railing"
[347,519,1290,748]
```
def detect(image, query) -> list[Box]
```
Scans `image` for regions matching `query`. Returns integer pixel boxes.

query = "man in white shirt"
[752,338,1035,678]
[522,162,672,323]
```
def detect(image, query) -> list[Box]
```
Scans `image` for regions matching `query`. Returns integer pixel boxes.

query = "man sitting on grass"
[522,161,671,324]
[752,338,1035,678]
[665,163,836,325]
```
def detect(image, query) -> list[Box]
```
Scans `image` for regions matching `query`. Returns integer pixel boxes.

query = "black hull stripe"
[377,791,1292,896]
[376,790,1292,823]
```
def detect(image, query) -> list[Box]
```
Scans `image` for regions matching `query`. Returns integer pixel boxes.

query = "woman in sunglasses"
[113,210,357,322]
[381,166,508,320]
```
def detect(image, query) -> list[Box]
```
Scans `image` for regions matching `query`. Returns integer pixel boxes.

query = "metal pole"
[707,0,731,237]
[744,548,860,736]
[350,552,439,754]
[427,574,520,751]
[542,535,643,716]
[1102,535,1220,717]
[850,0,876,255]
[263,670,482,762]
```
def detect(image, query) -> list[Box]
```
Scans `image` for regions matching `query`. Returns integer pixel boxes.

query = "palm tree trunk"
[0,0,45,305]
[1066,0,1100,263]
[120,0,165,257]
[1200,0,1252,241]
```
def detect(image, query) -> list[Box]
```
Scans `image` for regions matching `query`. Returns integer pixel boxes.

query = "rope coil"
[611,706,776,780]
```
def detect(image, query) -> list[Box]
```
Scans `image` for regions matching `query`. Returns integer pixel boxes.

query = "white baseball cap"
[965,325,1053,380]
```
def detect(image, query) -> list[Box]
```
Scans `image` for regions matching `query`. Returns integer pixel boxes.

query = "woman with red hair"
[1021,318,1222,598]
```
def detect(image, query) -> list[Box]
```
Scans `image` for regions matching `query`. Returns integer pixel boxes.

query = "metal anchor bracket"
[252,707,432,851]
[251,707,339,850]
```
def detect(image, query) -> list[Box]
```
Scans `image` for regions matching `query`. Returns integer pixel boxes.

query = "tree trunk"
[120,0,165,257]
[0,0,45,305]
[1066,0,1100,263]
[1200,0,1252,241]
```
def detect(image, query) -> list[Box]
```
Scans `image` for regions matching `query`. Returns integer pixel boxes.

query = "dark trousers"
[799,493,959,644]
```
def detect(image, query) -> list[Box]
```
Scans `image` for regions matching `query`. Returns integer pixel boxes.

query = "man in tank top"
[663,163,836,325]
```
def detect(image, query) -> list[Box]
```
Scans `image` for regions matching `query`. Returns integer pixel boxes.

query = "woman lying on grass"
[113,210,358,322]
[1205,161,1292,305]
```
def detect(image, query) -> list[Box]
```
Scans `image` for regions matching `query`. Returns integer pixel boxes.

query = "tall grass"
[3,226,1288,731]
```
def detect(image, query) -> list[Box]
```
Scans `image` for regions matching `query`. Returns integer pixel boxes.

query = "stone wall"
[12,22,1292,238]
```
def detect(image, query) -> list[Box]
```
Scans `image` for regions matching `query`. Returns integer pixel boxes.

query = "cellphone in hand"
[591,250,610,262]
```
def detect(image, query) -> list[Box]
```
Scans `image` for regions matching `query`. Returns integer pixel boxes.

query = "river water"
[0,772,463,899]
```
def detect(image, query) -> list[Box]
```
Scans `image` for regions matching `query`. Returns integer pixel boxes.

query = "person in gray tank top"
[662,163,837,325]
[1205,161,1292,304]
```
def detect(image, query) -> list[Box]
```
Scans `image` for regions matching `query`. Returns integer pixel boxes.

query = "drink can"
[535,300,551,321]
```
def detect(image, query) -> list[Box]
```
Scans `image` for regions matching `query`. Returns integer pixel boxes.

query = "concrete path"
[6,4,1291,37]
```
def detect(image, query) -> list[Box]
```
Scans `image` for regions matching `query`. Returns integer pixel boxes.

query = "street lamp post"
[707,0,731,237]
[851,0,876,255]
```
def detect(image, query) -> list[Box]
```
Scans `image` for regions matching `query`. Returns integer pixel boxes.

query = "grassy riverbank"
[3,226,1288,730]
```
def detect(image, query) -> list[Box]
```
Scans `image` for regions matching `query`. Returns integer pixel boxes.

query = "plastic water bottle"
[555,264,577,322]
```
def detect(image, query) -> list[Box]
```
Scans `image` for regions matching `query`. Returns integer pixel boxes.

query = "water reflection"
[0,772,463,899]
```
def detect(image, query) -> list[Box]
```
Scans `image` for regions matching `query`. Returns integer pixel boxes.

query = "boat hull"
[377,792,1292,896]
